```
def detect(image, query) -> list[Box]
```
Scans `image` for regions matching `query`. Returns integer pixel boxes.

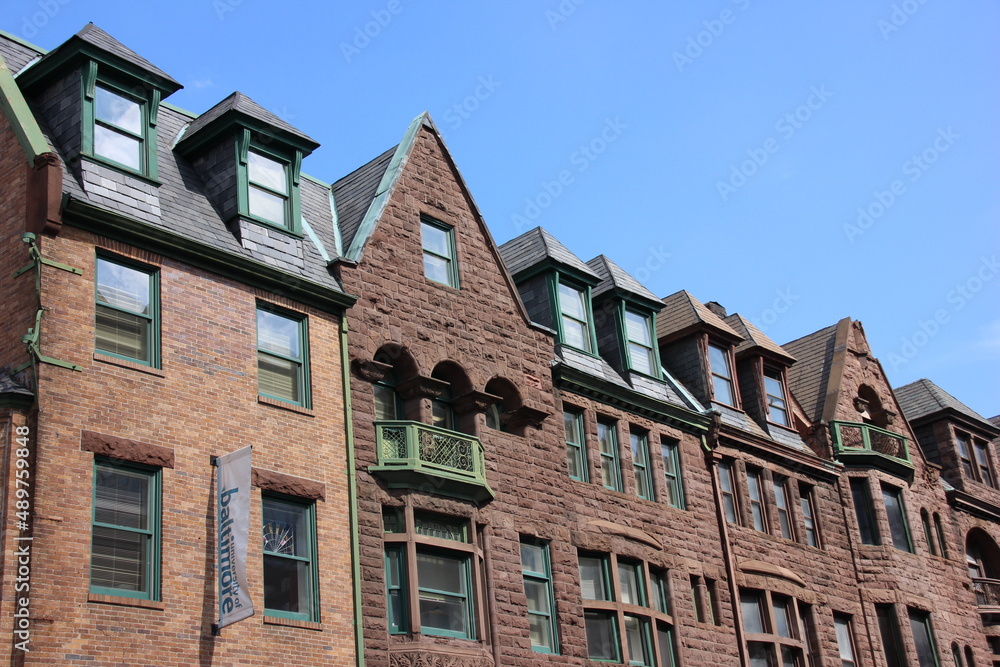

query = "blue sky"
[3,1,998,417]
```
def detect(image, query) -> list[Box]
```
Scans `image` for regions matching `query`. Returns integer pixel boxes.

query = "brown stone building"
[0,26,357,665]
[3,22,1000,667]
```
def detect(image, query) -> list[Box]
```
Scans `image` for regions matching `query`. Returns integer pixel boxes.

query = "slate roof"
[586,255,661,305]
[498,227,600,281]
[895,379,998,433]
[725,314,796,363]
[783,323,839,423]
[332,145,396,254]
[0,32,40,73]
[73,23,180,88]
[0,30,348,301]
[180,91,318,152]
[656,290,743,342]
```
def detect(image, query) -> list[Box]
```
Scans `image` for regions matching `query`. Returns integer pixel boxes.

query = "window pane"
[662,440,682,508]
[97,259,150,314]
[741,591,765,634]
[263,554,311,615]
[632,432,652,500]
[720,462,738,524]
[257,310,301,359]
[651,570,669,614]
[94,124,141,169]
[421,222,451,257]
[618,561,643,606]
[521,543,545,576]
[559,282,587,320]
[96,306,149,361]
[95,86,141,134]
[835,615,856,665]
[747,469,767,532]
[625,615,652,666]
[258,353,300,402]
[658,623,677,667]
[909,609,938,667]
[629,341,656,375]
[423,253,452,285]
[625,310,653,346]
[579,556,608,601]
[418,551,465,594]
[781,646,802,667]
[709,345,734,404]
[95,466,150,530]
[764,372,789,426]
[523,579,550,614]
[773,596,793,638]
[876,605,904,667]
[585,611,619,661]
[417,552,468,635]
[528,608,553,650]
[882,486,912,552]
[851,478,878,545]
[248,150,288,194]
[598,421,621,491]
[774,480,792,539]
[374,383,398,420]
[749,643,776,667]
[91,525,148,592]
[958,435,975,478]
[561,316,589,351]
[414,513,467,542]
[565,411,586,481]
[974,441,995,487]
[262,499,310,558]
[249,186,288,225]
[800,489,818,547]
[385,547,406,633]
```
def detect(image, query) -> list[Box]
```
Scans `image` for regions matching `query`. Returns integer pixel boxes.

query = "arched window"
[965,645,975,667]
[484,377,522,433]
[952,642,965,666]
[856,385,888,428]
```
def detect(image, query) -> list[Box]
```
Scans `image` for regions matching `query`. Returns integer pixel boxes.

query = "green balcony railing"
[830,421,912,477]
[369,421,494,503]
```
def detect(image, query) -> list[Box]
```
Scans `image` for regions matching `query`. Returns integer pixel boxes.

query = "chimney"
[705,301,727,318]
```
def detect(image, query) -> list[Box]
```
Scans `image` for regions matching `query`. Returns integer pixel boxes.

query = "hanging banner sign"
[216,446,254,629]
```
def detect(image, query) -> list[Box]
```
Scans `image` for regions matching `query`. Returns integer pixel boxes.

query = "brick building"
[3,23,1000,667]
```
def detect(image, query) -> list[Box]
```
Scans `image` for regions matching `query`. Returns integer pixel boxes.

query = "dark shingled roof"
[0,33,41,73]
[725,314,796,363]
[783,323,839,423]
[586,255,661,305]
[656,290,742,342]
[180,91,318,151]
[895,379,997,433]
[333,145,396,254]
[498,227,599,281]
[72,23,180,88]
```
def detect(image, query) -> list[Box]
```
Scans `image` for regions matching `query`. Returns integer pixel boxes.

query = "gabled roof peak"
[586,254,661,308]
[895,378,998,433]
[657,290,743,343]
[498,227,600,283]
[724,313,796,363]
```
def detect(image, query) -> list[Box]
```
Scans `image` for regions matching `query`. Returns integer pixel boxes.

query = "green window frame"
[599,420,622,492]
[246,148,292,229]
[82,73,159,179]
[631,431,655,501]
[882,484,913,553]
[556,279,596,353]
[708,343,736,406]
[799,484,820,548]
[421,218,459,288]
[262,495,318,622]
[95,253,159,367]
[660,439,684,509]
[763,369,790,427]
[256,304,310,407]
[521,539,559,654]
[746,468,768,533]
[773,477,793,540]
[624,308,658,377]
[385,544,408,634]
[90,458,160,600]
[565,409,588,482]
[850,477,879,545]
[719,460,740,525]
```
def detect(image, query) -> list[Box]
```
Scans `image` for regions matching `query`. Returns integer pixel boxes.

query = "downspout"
[339,317,364,667]
[704,413,749,667]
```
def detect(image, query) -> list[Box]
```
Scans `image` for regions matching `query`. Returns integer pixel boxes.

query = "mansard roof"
[896,378,999,435]
[656,290,743,343]
[782,322,839,423]
[498,227,600,283]
[725,314,796,364]
[586,254,662,308]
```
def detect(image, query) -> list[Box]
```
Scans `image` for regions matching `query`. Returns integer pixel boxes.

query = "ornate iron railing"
[371,421,493,502]
[830,421,911,467]
[972,578,1000,608]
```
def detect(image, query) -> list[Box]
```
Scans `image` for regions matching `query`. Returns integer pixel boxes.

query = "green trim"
[554,363,710,436]
[81,70,163,180]
[340,319,365,666]
[631,431,655,501]
[89,458,161,601]
[420,216,459,288]
[345,112,425,262]
[416,547,474,639]
[509,257,600,288]
[238,142,303,236]
[551,272,599,355]
[256,302,311,408]
[520,539,560,654]
[95,252,160,368]
[598,419,622,492]
[0,55,50,164]
[384,544,408,634]
[660,439,685,509]
[65,198,356,312]
[620,306,661,380]
[830,421,912,479]
[262,494,319,622]
[564,408,589,482]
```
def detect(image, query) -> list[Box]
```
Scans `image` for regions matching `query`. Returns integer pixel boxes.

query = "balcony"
[973,578,1000,616]
[369,421,494,503]
[830,421,912,478]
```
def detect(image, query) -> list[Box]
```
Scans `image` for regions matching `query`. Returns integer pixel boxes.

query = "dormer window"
[557,281,595,353]
[708,343,736,406]
[247,149,291,227]
[957,432,997,488]
[93,84,144,172]
[763,369,790,427]
[624,309,657,377]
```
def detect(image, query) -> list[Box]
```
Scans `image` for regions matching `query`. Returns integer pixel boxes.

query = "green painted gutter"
[0,54,50,164]
[340,317,364,666]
